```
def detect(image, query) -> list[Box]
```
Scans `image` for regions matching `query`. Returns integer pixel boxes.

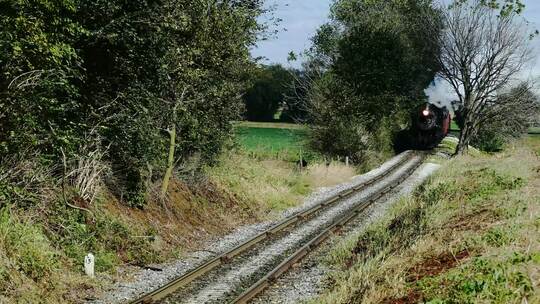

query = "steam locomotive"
[394,103,451,152]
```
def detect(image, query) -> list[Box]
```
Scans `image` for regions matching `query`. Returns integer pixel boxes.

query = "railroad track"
[130,151,423,304]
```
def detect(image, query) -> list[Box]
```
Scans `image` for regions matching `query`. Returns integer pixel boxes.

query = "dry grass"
[305,162,357,189]
[313,138,540,304]
[0,144,358,303]
[102,178,254,257]
[208,151,357,213]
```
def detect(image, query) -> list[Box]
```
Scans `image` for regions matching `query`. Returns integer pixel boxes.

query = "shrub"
[303,0,442,160]
[0,208,59,283]
[0,0,264,207]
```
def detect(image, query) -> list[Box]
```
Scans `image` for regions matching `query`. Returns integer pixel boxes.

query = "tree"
[331,0,442,121]
[303,0,443,161]
[431,0,533,155]
[471,82,540,151]
[243,64,294,122]
[0,0,85,157]
[0,0,264,207]
[281,69,310,123]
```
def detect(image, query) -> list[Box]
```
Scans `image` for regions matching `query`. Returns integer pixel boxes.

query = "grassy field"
[234,121,306,130]
[234,121,311,161]
[313,138,540,304]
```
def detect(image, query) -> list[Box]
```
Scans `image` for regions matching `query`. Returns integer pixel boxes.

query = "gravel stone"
[89,151,414,304]
[252,162,441,304]
[176,156,421,303]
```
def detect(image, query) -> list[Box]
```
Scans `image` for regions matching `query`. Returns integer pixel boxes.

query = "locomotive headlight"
[422,110,430,116]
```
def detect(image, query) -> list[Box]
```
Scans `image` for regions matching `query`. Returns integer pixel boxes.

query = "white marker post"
[84,253,95,278]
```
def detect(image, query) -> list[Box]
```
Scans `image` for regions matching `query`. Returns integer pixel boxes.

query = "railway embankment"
[0,149,355,303]
[93,152,412,303]
[310,137,540,304]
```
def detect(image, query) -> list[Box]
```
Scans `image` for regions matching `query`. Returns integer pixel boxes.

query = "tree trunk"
[455,118,473,156]
[160,125,176,200]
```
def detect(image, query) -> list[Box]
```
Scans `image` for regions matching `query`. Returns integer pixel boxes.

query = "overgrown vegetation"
[312,139,539,303]
[0,0,264,206]
[0,157,161,301]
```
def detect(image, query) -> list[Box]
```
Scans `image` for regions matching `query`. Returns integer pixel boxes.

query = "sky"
[251,0,333,67]
[251,0,540,104]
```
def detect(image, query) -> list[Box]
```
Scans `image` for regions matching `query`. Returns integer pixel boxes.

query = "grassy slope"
[214,122,356,212]
[0,122,358,302]
[0,173,259,302]
[312,137,540,304]
[207,151,356,212]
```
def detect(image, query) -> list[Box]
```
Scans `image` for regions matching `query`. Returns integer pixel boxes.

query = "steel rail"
[129,151,415,304]
[231,155,424,304]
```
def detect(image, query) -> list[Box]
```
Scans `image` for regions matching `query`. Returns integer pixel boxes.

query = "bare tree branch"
[426,0,533,154]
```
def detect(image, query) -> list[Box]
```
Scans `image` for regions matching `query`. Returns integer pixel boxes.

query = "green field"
[234,121,306,130]
[234,122,309,160]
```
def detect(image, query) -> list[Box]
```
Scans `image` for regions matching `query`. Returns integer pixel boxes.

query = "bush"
[473,128,506,152]
[0,0,264,206]
[303,0,442,160]
[0,208,59,283]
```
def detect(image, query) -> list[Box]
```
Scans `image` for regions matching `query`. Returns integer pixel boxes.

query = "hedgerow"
[0,0,264,206]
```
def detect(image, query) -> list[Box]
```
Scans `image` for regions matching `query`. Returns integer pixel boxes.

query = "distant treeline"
[242,64,307,123]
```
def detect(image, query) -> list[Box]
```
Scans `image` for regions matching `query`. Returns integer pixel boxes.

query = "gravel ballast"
[90,151,415,304]
[172,156,422,303]
[252,162,442,304]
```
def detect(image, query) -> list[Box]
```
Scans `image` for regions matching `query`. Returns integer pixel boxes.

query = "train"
[394,102,451,152]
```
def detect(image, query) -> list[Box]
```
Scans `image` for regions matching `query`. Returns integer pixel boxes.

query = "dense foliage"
[304,0,442,162]
[0,0,263,206]
[243,64,294,121]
